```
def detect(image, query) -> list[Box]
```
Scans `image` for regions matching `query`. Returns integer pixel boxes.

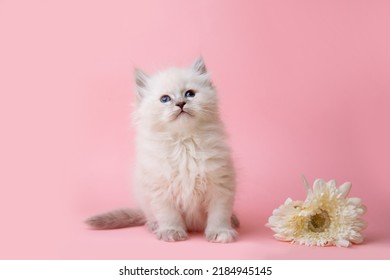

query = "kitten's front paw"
[205,228,237,243]
[146,221,158,232]
[156,228,188,242]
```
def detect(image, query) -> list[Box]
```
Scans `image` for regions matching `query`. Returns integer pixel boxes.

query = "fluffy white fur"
[86,57,238,243]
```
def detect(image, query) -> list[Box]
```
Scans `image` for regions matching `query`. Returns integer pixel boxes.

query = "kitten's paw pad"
[205,228,237,243]
[156,229,188,242]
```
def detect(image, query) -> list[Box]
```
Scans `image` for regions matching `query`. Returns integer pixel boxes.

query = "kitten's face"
[134,57,218,132]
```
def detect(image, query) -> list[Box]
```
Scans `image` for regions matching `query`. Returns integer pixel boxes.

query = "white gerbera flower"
[266,176,367,247]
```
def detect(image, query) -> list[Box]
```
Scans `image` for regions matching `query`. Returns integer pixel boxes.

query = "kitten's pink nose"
[176,102,186,109]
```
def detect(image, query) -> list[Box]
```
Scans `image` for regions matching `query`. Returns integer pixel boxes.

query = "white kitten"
[86,57,238,243]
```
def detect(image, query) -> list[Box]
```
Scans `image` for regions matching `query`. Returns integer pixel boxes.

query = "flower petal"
[350,232,364,244]
[313,178,326,193]
[352,219,368,231]
[284,198,293,205]
[301,175,311,194]
[327,179,337,189]
[348,197,361,205]
[268,216,280,226]
[339,182,352,198]
[335,239,351,247]
[274,233,291,241]
[359,205,367,215]
[356,207,366,215]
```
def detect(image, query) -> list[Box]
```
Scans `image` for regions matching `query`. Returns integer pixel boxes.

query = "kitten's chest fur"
[143,130,227,190]
[165,136,209,203]
[137,127,230,231]
[162,135,221,231]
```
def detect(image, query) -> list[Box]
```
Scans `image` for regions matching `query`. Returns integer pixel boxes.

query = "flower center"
[308,210,330,233]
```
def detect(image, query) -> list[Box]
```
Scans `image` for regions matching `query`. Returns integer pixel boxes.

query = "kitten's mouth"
[174,110,192,120]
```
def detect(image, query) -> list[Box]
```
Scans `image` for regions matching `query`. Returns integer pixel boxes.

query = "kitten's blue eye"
[160,95,171,103]
[185,90,196,98]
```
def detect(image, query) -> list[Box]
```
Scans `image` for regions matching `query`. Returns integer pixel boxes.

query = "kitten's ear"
[134,68,150,100]
[191,56,207,75]
[192,56,213,87]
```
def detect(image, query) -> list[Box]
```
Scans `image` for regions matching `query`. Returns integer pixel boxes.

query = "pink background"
[1,0,389,259]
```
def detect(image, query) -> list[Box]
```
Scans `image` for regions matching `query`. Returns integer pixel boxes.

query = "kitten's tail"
[85,208,146,229]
